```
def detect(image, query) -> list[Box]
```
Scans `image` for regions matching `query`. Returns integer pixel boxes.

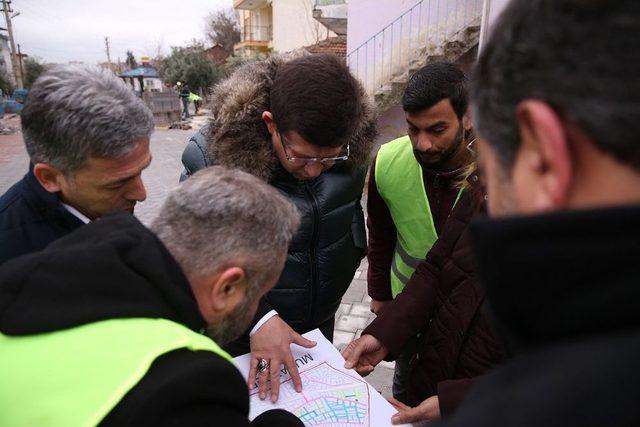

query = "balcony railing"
[347,0,483,96]
[240,25,272,43]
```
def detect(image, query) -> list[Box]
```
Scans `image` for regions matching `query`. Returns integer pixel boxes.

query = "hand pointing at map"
[342,334,389,375]
[249,315,316,403]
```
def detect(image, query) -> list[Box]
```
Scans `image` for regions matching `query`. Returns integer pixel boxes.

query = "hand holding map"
[234,329,410,427]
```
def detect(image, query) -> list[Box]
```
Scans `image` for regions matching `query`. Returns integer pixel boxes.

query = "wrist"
[249,310,279,336]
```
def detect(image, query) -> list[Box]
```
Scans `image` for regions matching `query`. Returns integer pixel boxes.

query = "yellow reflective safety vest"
[0,318,232,427]
[375,136,461,297]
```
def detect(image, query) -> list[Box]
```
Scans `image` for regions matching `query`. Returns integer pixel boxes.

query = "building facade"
[233,0,337,56]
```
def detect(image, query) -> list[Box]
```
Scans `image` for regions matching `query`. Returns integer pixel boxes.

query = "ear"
[516,100,572,210]
[462,111,472,132]
[208,266,248,313]
[32,163,66,193]
[261,111,276,136]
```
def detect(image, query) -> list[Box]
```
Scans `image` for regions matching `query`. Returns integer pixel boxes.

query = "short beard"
[205,295,255,346]
[415,122,465,169]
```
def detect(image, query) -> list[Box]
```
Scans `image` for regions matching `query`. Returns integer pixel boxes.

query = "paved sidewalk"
[334,257,395,398]
[0,121,394,398]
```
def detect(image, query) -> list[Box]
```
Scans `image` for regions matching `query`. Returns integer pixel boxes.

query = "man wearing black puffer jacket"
[180,53,377,403]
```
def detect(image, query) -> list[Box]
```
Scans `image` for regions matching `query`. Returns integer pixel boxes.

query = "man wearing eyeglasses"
[180,53,377,403]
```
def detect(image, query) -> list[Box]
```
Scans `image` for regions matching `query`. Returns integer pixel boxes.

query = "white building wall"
[272,0,336,53]
[479,0,510,50]
[347,0,420,54]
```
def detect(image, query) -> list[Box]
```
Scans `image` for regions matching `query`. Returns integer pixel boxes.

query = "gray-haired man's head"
[151,166,300,345]
[22,65,154,220]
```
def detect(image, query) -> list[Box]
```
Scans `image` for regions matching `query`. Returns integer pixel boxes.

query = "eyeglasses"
[466,136,478,154]
[279,132,350,166]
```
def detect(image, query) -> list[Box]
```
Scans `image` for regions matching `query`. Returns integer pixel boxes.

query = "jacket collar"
[471,205,640,353]
[203,54,377,182]
[22,166,84,229]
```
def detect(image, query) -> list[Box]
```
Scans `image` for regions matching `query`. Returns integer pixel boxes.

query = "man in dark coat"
[180,53,377,402]
[344,178,505,424]
[0,65,154,265]
[0,167,303,427]
[437,0,640,426]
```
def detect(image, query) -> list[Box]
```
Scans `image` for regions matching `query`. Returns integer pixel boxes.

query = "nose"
[416,134,434,152]
[304,162,324,179]
[126,175,147,202]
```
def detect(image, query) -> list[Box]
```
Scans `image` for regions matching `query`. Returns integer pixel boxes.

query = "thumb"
[291,333,317,349]
[392,406,423,425]
[342,340,365,369]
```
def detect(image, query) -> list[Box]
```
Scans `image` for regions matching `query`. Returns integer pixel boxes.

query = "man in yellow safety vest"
[0,167,303,427]
[365,62,475,403]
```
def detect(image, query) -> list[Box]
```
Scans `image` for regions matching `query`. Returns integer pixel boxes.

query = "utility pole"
[2,0,22,88]
[104,36,113,72]
[17,43,24,81]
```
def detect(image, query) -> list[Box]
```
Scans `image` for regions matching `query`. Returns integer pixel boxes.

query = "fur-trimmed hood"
[204,54,378,182]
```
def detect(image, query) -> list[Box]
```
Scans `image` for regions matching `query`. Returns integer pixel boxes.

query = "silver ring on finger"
[257,358,270,374]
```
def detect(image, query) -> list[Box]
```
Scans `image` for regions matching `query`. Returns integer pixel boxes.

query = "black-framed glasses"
[279,133,349,166]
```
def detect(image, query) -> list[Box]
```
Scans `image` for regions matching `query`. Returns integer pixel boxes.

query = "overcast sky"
[10,0,233,64]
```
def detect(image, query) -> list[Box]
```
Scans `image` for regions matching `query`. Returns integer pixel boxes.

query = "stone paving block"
[365,366,394,399]
[341,284,366,304]
[336,303,351,318]
[362,294,373,304]
[350,302,373,318]
[378,360,396,370]
[332,330,355,352]
[335,314,370,333]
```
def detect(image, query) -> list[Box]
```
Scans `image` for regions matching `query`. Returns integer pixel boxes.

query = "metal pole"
[105,36,113,72]
[2,0,22,88]
[373,34,377,92]
[364,42,368,91]
[17,43,23,80]
[389,25,393,79]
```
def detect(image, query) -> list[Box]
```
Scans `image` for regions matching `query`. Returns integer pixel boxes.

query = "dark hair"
[473,0,640,170]
[270,54,362,148]
[402,62,468,118]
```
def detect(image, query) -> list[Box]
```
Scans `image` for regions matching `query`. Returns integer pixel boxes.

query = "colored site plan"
[250,362,370,426]
[233,329,409,427]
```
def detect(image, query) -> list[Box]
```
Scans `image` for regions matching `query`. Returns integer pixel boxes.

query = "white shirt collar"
[61,203,91,224]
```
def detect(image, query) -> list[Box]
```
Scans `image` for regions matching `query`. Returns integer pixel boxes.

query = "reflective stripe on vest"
[376,136,462,297]
[0,318,232,427]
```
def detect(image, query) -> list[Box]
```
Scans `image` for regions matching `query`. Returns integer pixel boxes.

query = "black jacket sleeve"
[180,129,209,182]
[100,348,302,427]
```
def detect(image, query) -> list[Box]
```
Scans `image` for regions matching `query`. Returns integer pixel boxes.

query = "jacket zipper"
[304,183,320,322]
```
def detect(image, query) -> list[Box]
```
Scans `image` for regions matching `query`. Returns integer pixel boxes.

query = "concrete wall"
[347,0,420,54]
[272,0,335,53]
[479,0,511,50]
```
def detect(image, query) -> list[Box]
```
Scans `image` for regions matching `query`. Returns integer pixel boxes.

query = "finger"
[291,332,316,349]
[355,363,375,376]
[269,359,281,403]
[258,362,270,400]
[387,397,410,411]
[248,357,259,389]
[342,340,364,369]
[284,354,303,393]
[391,406,422,425]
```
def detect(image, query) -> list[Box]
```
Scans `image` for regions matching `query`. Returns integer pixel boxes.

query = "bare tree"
[205,9,241,54]
[300,0,325,44]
